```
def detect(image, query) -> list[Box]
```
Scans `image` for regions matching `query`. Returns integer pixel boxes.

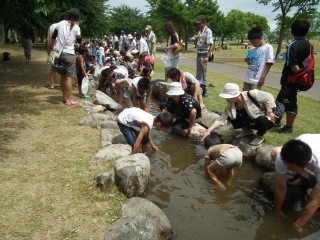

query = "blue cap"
[120,30,124,34]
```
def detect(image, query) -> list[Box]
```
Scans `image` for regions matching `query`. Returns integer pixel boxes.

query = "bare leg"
[286,113,296,127]
[60,76,67,103]
[226,167,234,186]
[50,71,56,89]
[142,143,149,153]
[207,161,226,191]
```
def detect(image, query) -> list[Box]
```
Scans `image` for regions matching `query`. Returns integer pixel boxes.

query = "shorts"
[51,65,58,73]
[216,147,243,168]
[165,56,180,70]
[21,38,32,55]
[117,121,149,146]
[57,52,75,78]
[243,82,261,91]
[77,73,85,86]
[276,82,298,114]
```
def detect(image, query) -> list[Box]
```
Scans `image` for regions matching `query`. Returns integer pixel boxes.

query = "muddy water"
[142,99,320,240]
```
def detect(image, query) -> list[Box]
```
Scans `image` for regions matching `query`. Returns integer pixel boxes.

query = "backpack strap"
[247,91,264,111]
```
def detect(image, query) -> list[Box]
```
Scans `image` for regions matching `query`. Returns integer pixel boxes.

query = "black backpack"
[3,52,10,61]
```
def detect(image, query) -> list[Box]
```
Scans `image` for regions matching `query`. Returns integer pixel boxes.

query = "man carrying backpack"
[275,20,311,134]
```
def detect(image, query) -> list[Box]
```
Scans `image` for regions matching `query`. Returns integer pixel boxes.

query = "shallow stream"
[123,97,320,239]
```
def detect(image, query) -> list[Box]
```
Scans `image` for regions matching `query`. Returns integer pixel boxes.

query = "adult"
[160,82,201,137]
[50,8,82,106]
[145,25,156,59]
[135,32,149,56]
[194,15,214,97]
[19,19,35,63]
[163,21,181,82]
[46,15,67,89]
[271,134,320,234]
[91,40,98,60]
[114,34,119,51]
[201,83,278,146]
[127,34,136,53]
[120,30,128,50]
[166,68,205,109]
[275,20,311,134]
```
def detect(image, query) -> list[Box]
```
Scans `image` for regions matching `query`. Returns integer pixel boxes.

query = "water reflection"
[141,99,320,239]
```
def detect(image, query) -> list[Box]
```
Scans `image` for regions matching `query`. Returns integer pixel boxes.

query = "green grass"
[153,55,320,147]
[157,39,320,80]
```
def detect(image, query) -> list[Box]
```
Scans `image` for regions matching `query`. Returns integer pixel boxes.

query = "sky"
[106,0,281,30]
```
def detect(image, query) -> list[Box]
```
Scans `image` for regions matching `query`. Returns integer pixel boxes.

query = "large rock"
[258,171,311,206]
[196,109,220,129]
[104,197,173,240]
[94,171,115,191]
[236,141,259,161]
[90,144,132,164]
[101,129,127,145]
[78,112,116,127]
[93,90,122,111]
[172,123,206,140]
[151,81,170,102]
[254,145,275,171]
[78,100,95,110]
[86,105,106,115]
[114,153,150,198]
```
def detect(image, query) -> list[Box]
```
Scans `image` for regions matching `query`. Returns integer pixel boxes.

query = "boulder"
[254,145,275,171]
[101,129,127,144]
[78,100,95,110]
[90,144,132,164]
[196,109,220,129]
[172,123,207,140]
[78,112,117,127]
[258,171,311,206]
[99,120,119,130]
[114,153,150,198]
[213,123,234,137]
[86,105,106,115]
[151,81,170,102]
[94,171,115,191]
[93,90,122,111]
[236,141,259,161]
[104,197,173,240]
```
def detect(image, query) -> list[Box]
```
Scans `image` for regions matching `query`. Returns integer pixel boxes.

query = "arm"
[203,44,214,63]
[186,109,197,137]
[132,124,149,154]
[131,85,139,108]
[46,28,51,55]
[148,131,158,152]
[258,63,273,86]
[80,57,87,76]
[274,172,288,218]
[204,156,211,177]
[201,122,222,141]
[290,65,300,73]
[292,187,320,233]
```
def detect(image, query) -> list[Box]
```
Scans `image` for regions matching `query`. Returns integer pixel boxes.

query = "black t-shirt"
[168,34,178,46]
[280,38,310,84]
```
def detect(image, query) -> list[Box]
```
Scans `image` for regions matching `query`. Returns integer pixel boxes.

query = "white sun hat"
[166,82,185,96]
[219,83,241,99]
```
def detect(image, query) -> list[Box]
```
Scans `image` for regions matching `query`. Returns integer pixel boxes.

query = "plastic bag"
[93,64,101,78]
[81,76,89,95]
[160,54,171,68]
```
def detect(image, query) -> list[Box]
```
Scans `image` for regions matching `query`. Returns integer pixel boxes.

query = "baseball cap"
[195,15,206,23]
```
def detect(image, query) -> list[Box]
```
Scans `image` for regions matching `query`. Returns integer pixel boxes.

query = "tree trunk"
[277,23,285,56]
[4,25,9,43]
[183,24,188,51]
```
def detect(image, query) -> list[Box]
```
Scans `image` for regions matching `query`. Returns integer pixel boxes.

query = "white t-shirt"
[54,20,81,55]
[132,77,147,97]
[138,38,149,55]
[114,66,129,80]
[196,26,213,52]
[244,44,274,84]
[117,107,154,132]
[275,134,320,189]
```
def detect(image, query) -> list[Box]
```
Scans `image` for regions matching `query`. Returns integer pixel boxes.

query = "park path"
[156,53,320,100]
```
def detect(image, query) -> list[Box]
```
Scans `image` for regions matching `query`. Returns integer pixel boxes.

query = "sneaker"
[275,125,293,134]
[250,137,264,146]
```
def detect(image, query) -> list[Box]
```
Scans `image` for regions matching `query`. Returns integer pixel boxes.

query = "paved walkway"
[156,53,319,100]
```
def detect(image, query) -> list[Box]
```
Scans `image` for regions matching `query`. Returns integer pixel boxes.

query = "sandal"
[209,83,215,87]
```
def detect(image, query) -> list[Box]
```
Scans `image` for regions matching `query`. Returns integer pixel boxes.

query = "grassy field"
[158,39,320,80]
[0,42,319,239]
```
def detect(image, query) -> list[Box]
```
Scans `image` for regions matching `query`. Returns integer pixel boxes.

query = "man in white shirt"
[135,32,149,55]
[114,34,119,51]
[271,134,320,234]
[145,25,156,59]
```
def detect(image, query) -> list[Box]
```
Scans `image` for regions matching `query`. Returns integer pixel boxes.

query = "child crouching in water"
[203,134,243,191]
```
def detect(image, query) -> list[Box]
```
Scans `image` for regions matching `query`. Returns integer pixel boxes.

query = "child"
[243,27,274,91]
[117,107,173,154]
[203,134,243,191]
[131,76,151,112]
[123,56,135,79]
[75,45,89,98]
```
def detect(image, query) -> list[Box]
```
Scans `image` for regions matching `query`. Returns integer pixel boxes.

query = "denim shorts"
[117,121,149,146]
[166,56,180,70]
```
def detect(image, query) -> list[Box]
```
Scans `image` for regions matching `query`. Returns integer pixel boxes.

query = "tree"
[146,0,223,50]
[257,0,320,55]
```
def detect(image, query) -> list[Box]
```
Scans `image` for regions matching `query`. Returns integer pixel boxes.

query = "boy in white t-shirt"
[243,27,274,91]
[271,134,320,233]
[117,108,173,154]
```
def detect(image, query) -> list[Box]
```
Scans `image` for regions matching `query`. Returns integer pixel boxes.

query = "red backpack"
[287,41,315,91]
